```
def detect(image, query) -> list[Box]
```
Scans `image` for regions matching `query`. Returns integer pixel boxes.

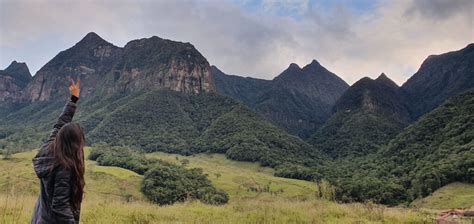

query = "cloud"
[1,0,473,85]
[405,0,472,20]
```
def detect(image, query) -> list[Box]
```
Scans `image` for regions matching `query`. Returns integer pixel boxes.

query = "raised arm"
[44,78,80,144]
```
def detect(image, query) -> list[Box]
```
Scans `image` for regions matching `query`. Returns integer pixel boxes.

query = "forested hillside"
[330,91,474,204]
[309,74,410,158]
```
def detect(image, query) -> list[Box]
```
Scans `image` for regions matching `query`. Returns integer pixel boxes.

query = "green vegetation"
[142,163,228,205]
[330,91,474,204]
[1,90,327,177]
[411,182,474,209]
[85,90,327,171]
[146,152,317,200]
[198,105,327,169]
[310,110,406,158]
[309,75,410,159]
[89,145,228,205]
[380,90,474,200]
[1,88,472,207]
[0,149,435,223]
[89,144,149,174]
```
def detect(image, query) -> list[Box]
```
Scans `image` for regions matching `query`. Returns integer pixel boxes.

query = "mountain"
[332,90,474,204]
[309,73,411,159]
[402,43,474,119]
[0,61,32,101]
[0,32,327,176]
[23,32,214,102]
[213,60,349,138]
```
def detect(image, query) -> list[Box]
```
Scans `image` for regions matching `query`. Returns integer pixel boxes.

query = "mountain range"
[0,33,328,177]
[213,60,349,138]
[0,32,472,205]
[21,32,214,103]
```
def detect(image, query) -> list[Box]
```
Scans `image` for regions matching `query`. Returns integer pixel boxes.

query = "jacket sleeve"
[44,100,77,144]
[51,169,76,224]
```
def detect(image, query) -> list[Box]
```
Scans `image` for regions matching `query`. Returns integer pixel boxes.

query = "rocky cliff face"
[0,61,32,101]
[402,43,474,119]
[23,32,215,102]
[212,60,349,138]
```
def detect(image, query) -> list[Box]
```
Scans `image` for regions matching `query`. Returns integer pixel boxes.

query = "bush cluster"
[89,144,229,205]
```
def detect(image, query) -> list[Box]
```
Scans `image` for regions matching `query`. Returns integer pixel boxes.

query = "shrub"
[141,162,228,205]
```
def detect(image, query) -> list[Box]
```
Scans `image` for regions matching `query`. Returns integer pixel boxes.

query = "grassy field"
[411,182,474,210]
[146,152,317,201]
[0,148,441,223]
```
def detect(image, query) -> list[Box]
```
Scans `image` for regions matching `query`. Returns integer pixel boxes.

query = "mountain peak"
[288,63,301,70]
[301,59,326,73]
[309,59,320,66]
[83,32,103,40]
[76,32,111,47]
[4,60,31,80]
[376,73,399,87]
[5,60,28,71]
[377,73,388,79]
[0,60,32,92]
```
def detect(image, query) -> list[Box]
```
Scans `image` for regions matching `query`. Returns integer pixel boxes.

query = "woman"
[31,78,85,224]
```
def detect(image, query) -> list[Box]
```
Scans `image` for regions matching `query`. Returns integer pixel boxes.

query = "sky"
[0,0,473,85]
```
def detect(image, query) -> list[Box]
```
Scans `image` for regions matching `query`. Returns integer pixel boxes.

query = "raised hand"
[69,77,80,97]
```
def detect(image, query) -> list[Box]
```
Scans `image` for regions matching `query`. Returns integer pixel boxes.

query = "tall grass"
[0,149,437,223]
[1,194,434,224]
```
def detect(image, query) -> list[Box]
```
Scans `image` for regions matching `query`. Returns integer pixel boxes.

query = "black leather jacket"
[31,99,80,224]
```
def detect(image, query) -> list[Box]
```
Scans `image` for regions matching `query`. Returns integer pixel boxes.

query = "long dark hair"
[51,122,85,210]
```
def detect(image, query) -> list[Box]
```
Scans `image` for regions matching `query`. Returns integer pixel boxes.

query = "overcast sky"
[1,0,473,85]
